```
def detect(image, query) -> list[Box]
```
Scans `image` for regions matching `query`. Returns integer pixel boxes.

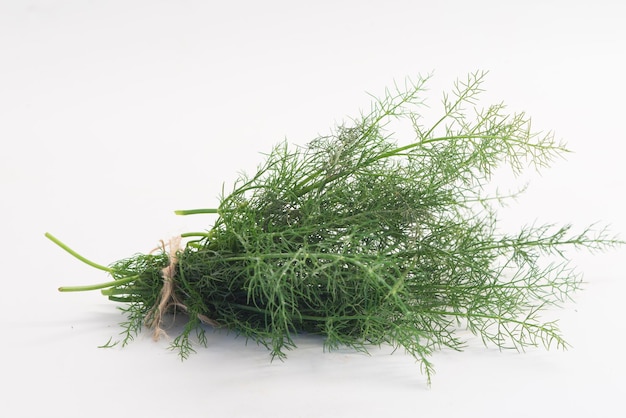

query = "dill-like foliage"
[47,71,621,383]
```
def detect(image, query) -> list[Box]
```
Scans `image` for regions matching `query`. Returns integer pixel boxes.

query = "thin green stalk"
[180,232,212,238]
[58,275,138,292]
[175,208,219,215]
[45,232,114,273]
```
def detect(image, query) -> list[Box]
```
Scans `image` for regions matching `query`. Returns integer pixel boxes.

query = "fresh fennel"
[47,71,621,384]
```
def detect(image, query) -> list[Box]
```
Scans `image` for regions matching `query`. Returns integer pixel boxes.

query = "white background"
[1,1,625,417]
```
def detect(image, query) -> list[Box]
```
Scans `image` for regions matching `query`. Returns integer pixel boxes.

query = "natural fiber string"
[145,236,218,340]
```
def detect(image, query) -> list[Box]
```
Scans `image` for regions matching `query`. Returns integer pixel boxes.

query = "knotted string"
[145,236,218,340]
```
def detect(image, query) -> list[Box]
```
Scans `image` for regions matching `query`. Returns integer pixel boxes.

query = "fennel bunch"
[47,71,620,383]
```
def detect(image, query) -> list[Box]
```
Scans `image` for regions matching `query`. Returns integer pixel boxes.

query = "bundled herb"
[47,71,620,382]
